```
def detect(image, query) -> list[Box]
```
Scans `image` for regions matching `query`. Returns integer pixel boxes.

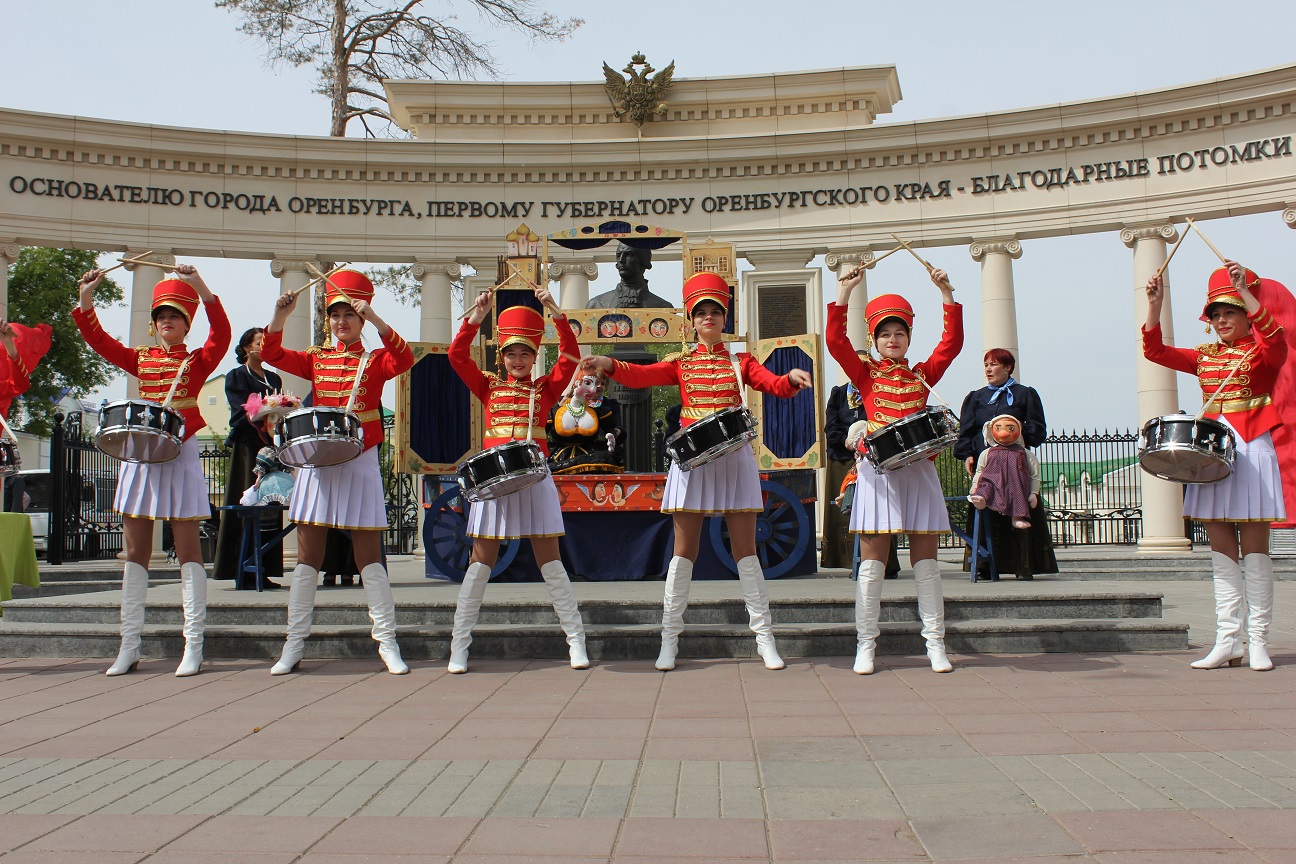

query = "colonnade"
[6,210,1296,554]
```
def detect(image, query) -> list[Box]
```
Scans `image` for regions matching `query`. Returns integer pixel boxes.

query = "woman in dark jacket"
[212,328,284,583]
[953,348,1056,580]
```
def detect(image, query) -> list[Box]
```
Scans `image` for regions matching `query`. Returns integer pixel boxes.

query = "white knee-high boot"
[1242,552,1275,671]
[913,559,952,672]
[448,562,491,673]
[271,564,319,675]
[854,559,886,674]
[1192,552,1246,669]
[540,560,589,669]
[656,556,693,671]
[107,562,149,676]
[361,562,409,674]
[175,562,207,677]
[737,555,784,670]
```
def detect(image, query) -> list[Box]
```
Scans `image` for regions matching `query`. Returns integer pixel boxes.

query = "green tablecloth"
[0,512,40,604]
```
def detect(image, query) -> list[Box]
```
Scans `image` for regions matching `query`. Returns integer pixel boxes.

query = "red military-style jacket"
[73,300,231,441]
[448,314,580,456]
[607,341,799,425]
[825,301,964,432]
[261,328,414,452]
[1142,305,1287,442]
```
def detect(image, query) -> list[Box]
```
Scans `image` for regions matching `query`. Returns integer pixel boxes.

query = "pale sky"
[3,0,1296,430]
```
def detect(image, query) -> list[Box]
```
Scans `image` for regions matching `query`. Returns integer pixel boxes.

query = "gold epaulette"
[661,351,684,364]
[1195,343,1220,355]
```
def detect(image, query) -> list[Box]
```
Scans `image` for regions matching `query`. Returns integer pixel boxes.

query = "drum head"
[278,436,364,469]
[95,428,183,463]
[1138,448,1233,484]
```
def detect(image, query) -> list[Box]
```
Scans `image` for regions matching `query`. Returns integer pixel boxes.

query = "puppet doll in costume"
[968,414,1040,530]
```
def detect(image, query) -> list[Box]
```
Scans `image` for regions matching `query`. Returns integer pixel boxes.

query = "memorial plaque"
[758,285,808,338]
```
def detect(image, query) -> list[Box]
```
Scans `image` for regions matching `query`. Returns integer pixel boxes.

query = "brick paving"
[1,597,1294,864]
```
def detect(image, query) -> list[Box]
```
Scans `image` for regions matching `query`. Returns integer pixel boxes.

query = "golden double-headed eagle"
[603,53,675,128]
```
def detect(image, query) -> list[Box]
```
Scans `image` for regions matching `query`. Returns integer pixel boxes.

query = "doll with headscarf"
[968,414,1040,530]
[237,392,301,506]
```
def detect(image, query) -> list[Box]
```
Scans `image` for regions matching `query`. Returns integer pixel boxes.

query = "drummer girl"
[828,267,962,675]
[446,284,586,673]
[1144,261,1286,671]
[74,265,231,677]
[262,270,414,675]
[582,273,812,671]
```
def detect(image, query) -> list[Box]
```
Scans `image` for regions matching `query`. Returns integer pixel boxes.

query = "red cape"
[1254,279,1296,528]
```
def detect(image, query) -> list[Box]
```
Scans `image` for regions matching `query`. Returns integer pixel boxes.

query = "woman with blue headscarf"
[954,348,1056,580]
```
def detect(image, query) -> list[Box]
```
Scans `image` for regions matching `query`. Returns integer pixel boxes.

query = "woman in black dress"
[953,348,1056,580]
[212,327,284,584]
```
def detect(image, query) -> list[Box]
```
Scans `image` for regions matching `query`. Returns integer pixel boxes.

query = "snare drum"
[457,440,548,502]
[275,407,364,469]
[0,438,21,477]
[96,399,185,463]
[1138,414,1235,483]
[665,406,758,471]
[864,406,959,472]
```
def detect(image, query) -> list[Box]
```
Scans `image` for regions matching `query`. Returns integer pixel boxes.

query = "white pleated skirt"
[114,437,209,521]
[850,457,950,535]
[467,472,565,539]
[663,445,763,515]
[1183,420,1287,522]
[289,446,388,530]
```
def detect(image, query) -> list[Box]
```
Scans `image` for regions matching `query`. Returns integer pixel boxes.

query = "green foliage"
[6,247,124,437]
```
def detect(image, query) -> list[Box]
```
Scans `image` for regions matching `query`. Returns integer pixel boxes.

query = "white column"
[0,241,19,322]
[825,250,878,382]
[123,252,178,400]
[269,259,321,397]
[969,239,1023,378]
[412,260,461,343]
[548,261,597,311]
[1122,224,1191,552]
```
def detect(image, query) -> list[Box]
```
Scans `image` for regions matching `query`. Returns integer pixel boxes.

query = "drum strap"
[0,413,16,443]
[1195,347,1256,421]
[911,369,952,410]
[161,355,194,408]
[344,351,371,415]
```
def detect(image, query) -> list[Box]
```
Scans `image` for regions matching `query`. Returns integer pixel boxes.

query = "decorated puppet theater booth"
[395,221,823,582]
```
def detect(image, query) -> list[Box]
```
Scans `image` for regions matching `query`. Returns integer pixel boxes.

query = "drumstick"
[1154,224,1190,280]
[304,262,351,302]
[289,262,351,298]
[839,244,904,281]
[1188,218,1230,265]
[890,234,935,273]
[98,251,158,275]
[456,263,533,320]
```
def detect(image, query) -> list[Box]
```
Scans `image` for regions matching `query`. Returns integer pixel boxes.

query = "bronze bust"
[586,243,674,309]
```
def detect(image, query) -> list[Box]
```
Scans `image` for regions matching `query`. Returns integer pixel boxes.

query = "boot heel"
[1228,657,1243,667]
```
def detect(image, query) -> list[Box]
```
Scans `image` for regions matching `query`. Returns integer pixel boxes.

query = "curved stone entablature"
[2,63,1295,261]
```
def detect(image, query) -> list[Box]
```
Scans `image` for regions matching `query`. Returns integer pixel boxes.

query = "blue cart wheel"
[708,479,811,578]
[425,486,519,582]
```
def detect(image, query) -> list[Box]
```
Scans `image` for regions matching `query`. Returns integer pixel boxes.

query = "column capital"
[0,240,19,264]
[743,249,815,270]
[1283,206,1296,229]
[547,261,598,281]
[269,258,322,277]
[1120,223,1178,248]
[411,260,462,280]
[968,239,1023,262]
[824,250,881,270]
[124,250,176,272]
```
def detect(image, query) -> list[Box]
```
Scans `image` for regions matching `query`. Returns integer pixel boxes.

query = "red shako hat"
[864,293,914,336]
[1200,266,1259,321]
[151,279,200,326]
[496,305,545,353]
[682,272,730,316]
[324,269,375,309]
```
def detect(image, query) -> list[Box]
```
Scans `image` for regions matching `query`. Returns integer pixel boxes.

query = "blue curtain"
[761,346,815,459]
[410,353,472,464]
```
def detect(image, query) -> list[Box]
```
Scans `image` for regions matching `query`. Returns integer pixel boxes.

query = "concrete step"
[0,591,1167,627]
[0,618,1190,661]
[33,567,187,583]
[10,580,177,598]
